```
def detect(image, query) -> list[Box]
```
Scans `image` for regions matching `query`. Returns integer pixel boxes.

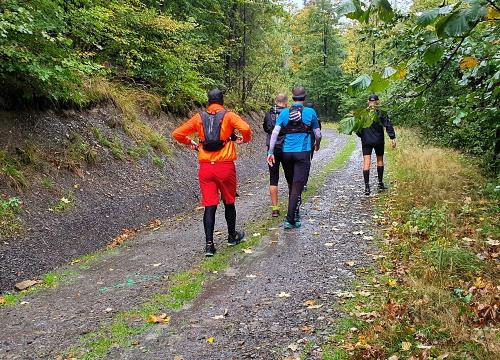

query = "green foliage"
[339,0,499,173]
[289,2,346,118]
[0,196,22,237]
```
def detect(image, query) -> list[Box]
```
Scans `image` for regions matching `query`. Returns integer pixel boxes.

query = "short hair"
[275,93,288,104]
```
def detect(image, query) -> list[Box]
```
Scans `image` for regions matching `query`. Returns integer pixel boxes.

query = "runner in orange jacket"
[172,89,252,256]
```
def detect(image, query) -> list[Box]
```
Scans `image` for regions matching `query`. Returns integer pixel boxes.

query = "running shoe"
[378,182,388,191]
[228,230,245,246]
[364,184,371,196]
[205,243,216,257]
[272,209,280,217]
[283,219,301,229]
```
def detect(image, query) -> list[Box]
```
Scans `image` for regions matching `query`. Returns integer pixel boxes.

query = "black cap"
[208,88,224,105]
[292,86,307,101]
[368,94,379,101]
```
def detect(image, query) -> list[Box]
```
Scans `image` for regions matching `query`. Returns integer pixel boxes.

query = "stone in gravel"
[15,279,41,291]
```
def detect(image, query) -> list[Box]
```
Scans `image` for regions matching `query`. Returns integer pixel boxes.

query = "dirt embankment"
[0,104,267,291]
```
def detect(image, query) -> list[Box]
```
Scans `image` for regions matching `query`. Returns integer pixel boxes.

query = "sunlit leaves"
[459,56,479,69]
[370,0,394,23]
[337,0,394,23]
[368,72,390,93]
[337,0,364,20]
[416,5,454,27]
[382,66,397,79]
[347,74,371,95]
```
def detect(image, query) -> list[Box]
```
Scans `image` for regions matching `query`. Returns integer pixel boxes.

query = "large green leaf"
[338,115,356,135]
[368,72,390,93]
[435,11,471,38]
[370,0,394,23]
[337,0,365,20]
[423,43,444,65]
[382,66,397,79]
[417,5,453,27]
[347,74,371,95]
[463,1,488,22]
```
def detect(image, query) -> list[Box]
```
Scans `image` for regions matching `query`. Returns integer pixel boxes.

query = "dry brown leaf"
[0,296,5,305]
[459,56,478,70]
[147,313,171,324]
[346,261,355,267]
[303,300,317,307]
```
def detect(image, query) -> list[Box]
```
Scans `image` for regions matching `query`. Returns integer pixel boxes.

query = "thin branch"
[486,0,500,12]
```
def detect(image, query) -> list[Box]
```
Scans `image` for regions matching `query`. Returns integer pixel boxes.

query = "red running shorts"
[198,161,237,206]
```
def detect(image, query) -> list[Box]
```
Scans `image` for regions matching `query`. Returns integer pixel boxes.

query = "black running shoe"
[205,243,216,257]
[228,230,245,246]
[378,182,388,191]
[364,184,371,196]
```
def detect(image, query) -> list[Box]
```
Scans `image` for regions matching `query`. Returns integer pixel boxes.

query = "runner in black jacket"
[263,94,288,217]
[356,94,396,195]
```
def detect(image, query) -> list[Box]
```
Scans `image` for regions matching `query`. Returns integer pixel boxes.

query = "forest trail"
[0,130,382,359]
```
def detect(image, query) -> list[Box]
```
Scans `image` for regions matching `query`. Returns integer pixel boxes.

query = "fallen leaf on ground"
[303,300,317,307]
[401,341,412,351]
[207,337,215,344]
[0,296,5,305]
[301,325,313,333]
[363,236,374,240]
[104,307,113,313]
[324,242,334,247]
[486,239,499,246]
[195,206,204,211]
[287,343,299,352]
[388,356,399,360]
[352,231,364,235]
[148,313,171,324]
[20,301,29,305]
[334,291,355,298]
[246,274,257,278]
[252,232,261,237]
[358,291,371,297]
[346,261,355,267]
[152,263,162,267]
[387,279,397,287]
[313,231,320,236]
[212,309,228,319]
[242,249,253,254]
[278,292,291,298]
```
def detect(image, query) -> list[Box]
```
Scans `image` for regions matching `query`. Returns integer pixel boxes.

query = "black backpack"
[282,105,310,134]
[200,110,228,152]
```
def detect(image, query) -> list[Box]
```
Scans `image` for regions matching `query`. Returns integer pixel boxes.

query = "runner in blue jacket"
[267,87,321,229]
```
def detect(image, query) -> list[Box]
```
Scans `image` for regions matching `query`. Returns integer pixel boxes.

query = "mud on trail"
[0,129,382,360]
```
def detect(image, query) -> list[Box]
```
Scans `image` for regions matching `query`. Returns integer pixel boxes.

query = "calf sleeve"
[203,205,217,244]
[224,203,236,237]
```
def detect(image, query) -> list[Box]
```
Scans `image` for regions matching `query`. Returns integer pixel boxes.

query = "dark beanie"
[292,86,307,101]
[208,88,224,105]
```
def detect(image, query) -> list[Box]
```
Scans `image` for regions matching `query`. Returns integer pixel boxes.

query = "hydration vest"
[200,110,229,152]
[282,105,310,134]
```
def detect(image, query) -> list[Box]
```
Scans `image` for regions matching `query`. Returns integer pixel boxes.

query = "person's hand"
[188,139,199,150]
[267,154,275,167]
[314,143,320,152]
[235,136,244,144]
[391,139,396,149]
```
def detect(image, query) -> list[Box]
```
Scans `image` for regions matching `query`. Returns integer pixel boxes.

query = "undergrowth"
[323,129,499,359]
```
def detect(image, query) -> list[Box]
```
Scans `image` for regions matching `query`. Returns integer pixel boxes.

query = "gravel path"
[0,129,382,360]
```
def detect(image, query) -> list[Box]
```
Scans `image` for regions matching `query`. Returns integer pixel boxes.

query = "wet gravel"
[110,135,379,360]
[0,129,383,360]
